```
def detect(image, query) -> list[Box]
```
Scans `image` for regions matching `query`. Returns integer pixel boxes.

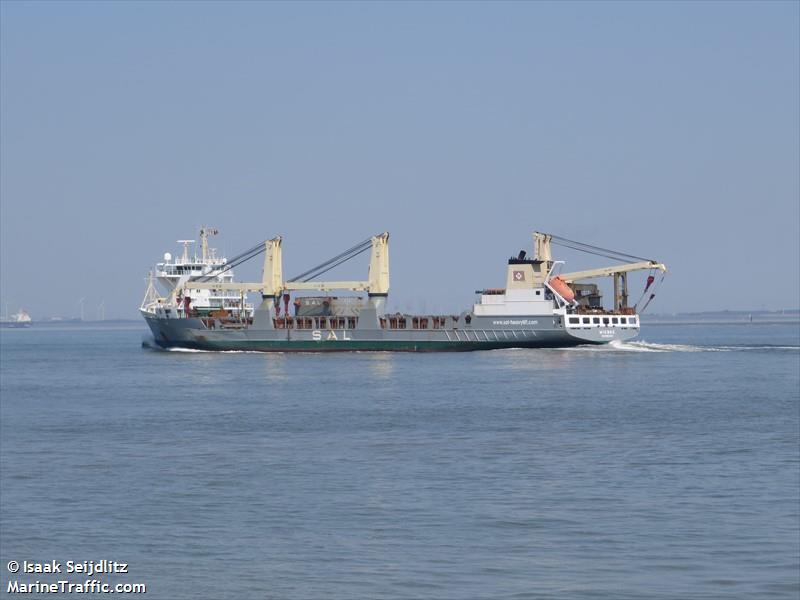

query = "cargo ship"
[141,229,666,352]
[1,309,33,328]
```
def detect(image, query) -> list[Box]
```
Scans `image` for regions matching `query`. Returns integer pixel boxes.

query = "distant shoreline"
[643,310,799,325]
[643,318,800,326]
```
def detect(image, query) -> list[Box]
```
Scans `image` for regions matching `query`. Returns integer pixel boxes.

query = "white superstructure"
[140,227,254,320]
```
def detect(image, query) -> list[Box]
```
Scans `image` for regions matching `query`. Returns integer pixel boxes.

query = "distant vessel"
[1,309,33,328]
[141,229,667,352]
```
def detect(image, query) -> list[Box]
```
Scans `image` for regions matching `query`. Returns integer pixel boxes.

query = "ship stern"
[563,313,640,345]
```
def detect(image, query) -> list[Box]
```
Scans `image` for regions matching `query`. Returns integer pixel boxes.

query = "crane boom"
[181,233,390,301]
[558,260,667,283]
[558,260,667,312]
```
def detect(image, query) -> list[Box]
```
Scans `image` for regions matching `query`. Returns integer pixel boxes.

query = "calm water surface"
[1,323,798,599]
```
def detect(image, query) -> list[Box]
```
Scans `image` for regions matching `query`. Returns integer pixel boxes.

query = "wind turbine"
[78,297,85,321]
[98,300,105,321]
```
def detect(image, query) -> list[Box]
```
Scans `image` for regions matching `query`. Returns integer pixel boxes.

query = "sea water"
[1,323,798,599]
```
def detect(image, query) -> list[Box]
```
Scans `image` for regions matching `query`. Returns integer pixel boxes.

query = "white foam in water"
[166,347,210,353]
[614,340,724,352]
[577,340,799,353]
[565,340,727,353]
[165,347,261,354]
[142,334,261,353]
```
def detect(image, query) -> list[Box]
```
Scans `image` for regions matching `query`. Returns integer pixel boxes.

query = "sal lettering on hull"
[312,330,353,341]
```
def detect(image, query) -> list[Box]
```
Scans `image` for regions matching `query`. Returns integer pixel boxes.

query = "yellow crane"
[534,232,667,311]
[180,232,391,310]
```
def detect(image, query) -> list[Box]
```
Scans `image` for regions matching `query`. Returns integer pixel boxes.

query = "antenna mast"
[200,226,219,262]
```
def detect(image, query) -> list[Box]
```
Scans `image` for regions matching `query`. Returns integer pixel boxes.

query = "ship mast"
[199,226,219,263]
[176,240,193,263]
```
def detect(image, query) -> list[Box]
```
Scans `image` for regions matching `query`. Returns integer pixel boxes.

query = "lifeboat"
[548,276,575,302]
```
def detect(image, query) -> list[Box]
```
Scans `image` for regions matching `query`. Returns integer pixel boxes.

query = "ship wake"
[608,340,725,352]
[141,335,261,354]
[571,340,799,353]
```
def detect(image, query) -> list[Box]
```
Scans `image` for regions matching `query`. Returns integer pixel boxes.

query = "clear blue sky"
[2,1,798,319]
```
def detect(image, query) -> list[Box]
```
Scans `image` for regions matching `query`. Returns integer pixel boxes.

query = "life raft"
[548,276,575,302]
